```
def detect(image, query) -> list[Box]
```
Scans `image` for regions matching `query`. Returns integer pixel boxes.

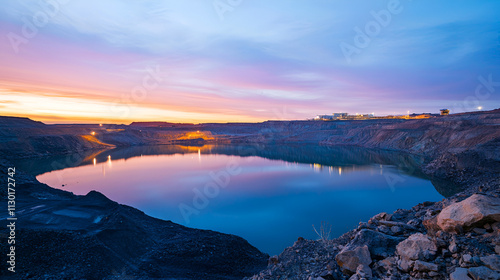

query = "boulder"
[437,194,500,233]
[450,267,472,280]
[396,233,438,261]
[480,255,500,271]
[468,266,500,280]
[413,260,439,272]
[346,229,403,259]
[335,245,372,276]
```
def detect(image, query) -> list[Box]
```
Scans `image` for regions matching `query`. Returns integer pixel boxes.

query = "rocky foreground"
[245,191,500,280]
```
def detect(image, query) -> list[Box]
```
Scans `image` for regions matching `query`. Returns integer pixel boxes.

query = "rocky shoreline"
[245,190,500,280]
[0,110,499,279]
[0,159,269,280]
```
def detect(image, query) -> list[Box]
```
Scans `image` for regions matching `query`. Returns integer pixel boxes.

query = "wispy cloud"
[0,0,499,123]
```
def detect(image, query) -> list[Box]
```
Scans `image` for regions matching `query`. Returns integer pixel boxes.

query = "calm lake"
[24,144,445,255]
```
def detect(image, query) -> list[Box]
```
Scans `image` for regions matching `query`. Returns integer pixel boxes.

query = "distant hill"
[0,116,46,128]
[129,121,194,127]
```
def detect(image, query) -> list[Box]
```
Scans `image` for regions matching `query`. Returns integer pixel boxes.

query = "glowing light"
[339,167,342,176]
[90,131,96,136]
[93,158,96,166]
[198,149,201,162]
[478,106,482,110]
[99,123,103,127]
[107,155,112,167]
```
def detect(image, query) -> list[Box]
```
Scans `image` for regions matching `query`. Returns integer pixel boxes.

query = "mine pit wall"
[1,110,498,193]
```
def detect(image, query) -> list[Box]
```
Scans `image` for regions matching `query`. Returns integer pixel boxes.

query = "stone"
[442,249,451,257]
[320,270,335,280]
[495,245,500,255]
[450,240,459,253]
[396,233,438,261]
[429,271,440,277]
[437,194,500,233]
[378,225,390,234]
[346,229,403,259]
[269,255,279,265]
[335,245,372,276]
[480,255,500,271]
[379,220,418,231]
[463,254,473,263]
[468,266,500,280]
[473,228,487,234]
[378,257,395,270]
[356,264,373,278]
[492,222,500,231]
[423,216,441,234]
[348,275,360,280]
[450,267,472,280]
[391,226,403,235]
[398,258,414,272]
[413,260,439,272]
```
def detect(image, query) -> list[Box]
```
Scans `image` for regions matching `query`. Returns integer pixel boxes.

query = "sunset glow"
[1,1,499,123]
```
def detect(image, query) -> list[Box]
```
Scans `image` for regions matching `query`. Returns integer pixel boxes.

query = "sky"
[0,0,499,124]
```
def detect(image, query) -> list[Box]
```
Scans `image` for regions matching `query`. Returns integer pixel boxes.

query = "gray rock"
[492,222,500,231]
[473,228,487,234]
[347,229,404,259]
[495,245,500,255]
[480,255,500,272]
[463,254,473,263]
[437,194,500,233]
[335,245,372,276]
[378,257,395,271]
[356,264,372,278]
[413,260,439,272]
[378,225,390,234]
[379,220,418,231]
[398,258,414,272]
[450,267,472,280]
[391,226,403,235]
[468,266,500,280]
[320,270,335,280]
[396,233,438,261]
[348,275,360,280]
[450,241,459,253]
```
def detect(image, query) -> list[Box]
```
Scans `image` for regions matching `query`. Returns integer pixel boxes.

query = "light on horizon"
[90,131,96,136]
[478,106,483,110]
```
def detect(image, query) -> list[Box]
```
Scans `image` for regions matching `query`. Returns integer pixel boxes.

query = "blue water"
[33,144,444,255]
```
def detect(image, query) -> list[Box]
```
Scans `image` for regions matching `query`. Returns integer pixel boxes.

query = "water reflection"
[19,144,449,255]
[17,144,428,177]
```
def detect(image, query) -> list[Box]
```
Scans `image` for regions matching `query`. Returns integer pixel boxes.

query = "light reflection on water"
[29,144,444,255]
